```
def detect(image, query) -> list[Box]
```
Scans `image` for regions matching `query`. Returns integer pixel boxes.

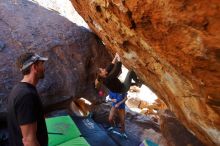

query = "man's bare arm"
[20,122,40,146]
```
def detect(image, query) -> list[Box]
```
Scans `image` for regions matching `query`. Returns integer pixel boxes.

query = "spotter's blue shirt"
[109,91,127,109]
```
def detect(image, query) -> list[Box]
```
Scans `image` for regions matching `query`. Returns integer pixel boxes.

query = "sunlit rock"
[70,0,220,145]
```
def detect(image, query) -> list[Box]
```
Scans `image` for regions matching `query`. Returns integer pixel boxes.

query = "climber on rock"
[95,53,142,94]
[107,91,128,138]
[95,53,142,138]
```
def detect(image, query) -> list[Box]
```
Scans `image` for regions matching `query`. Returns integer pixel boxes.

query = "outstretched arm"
[111,53,120,64]
[107,53,122,79]
[107,61,122,79]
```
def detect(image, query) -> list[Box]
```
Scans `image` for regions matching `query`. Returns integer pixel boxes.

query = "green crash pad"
[46,115,81,146]
[139,139,158,146]
[58,137,90,146]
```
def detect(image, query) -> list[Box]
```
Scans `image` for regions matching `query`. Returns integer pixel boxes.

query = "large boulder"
[92,101,168,146]
[159,110,204,146]
[0,0,111,121]
[70,0,220,145]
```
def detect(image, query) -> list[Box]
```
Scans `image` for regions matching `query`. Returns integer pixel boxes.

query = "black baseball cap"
[20,53,48,71]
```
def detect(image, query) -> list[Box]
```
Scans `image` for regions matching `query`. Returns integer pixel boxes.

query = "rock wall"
[0,0,111,121]
[159,110,204,146]
[70,0,220,145]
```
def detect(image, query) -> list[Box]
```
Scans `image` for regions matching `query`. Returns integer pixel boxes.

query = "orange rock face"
[70,0,220,145]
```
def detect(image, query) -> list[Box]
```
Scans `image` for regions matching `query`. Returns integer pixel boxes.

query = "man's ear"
[31,63,38,72]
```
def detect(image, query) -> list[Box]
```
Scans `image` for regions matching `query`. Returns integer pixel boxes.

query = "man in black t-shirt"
[7,52,48,146]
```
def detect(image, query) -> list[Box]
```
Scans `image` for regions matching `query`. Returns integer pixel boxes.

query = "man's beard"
[37,71,44,79]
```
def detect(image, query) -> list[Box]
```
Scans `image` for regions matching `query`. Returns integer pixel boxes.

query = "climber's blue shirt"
[109,91,127,109]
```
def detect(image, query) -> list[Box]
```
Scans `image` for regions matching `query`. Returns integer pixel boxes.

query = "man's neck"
[21,75,38,86]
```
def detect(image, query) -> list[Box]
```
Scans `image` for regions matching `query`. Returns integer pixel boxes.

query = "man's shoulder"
[10,83,37,102]
[15,83,35,94]
[7,84,37,112]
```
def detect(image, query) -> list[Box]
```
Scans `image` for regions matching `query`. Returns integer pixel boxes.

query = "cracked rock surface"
[0,0,111,121]
[70,0,220,145]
